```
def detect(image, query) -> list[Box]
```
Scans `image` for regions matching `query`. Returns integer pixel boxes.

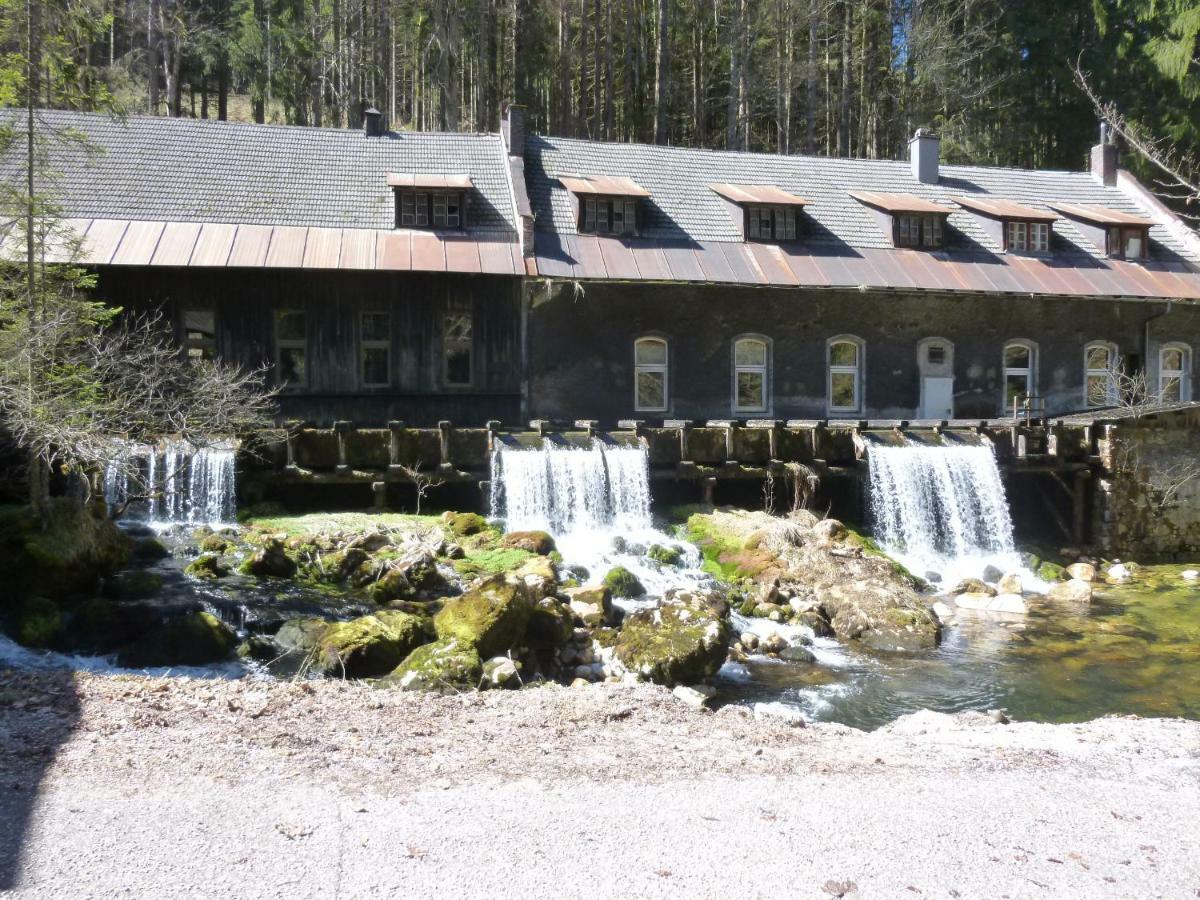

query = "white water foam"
[104,439,236,525]
[868,443,1024,586]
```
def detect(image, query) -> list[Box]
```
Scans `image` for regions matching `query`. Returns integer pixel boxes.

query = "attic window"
[1048,202,1154,260]
[709,184,808,243]
[746,206,798,241]
[1107,226,1148,260]
[387,173,472,231]
[582,196,639,236]
[896,214,943,249]
[1005,221,1051,253]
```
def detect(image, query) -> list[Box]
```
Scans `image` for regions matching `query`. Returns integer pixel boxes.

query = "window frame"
[744,205,798,242]
[395,189,466,230]
[1159,342,1191,403]
[1002,339,1037,414]
[827,335,864,415]
[894,213,944,249]
[633,336,669,413]
[1084,341,1119,408]
[359,310,392,389]
[274,309,308,390]
[732,335,771,414]
[442,305,474,389]
[181,307,217,363]
[1106,226,1149,260]
[578,195,639,237]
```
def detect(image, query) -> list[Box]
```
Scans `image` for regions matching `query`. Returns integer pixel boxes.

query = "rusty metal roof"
[849,191,955,215]
[533,231,1200,300]
[1050,202,1156,227]
[954,196,1060,222]
[50,218,523,275]
[559,175,651,197]
[709,183,809,206]
[386,173,474,189]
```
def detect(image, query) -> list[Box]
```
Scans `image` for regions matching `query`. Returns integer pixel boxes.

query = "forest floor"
[1,670,1198,899]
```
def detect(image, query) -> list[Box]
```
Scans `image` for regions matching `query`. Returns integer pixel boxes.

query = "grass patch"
[244,511,442,537]
[452,547,535,579]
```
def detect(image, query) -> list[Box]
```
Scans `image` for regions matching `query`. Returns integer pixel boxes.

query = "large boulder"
[102,569,164,601]
[565,585,612,627]
[612,597,731,686]
[433,575,533,658]
[368,549,444,603]
[1066,562,1097,583]
[239,539,297,579]
[314,610,429,678]
[526,596,575,647]
[381,638,483,692]
[602,566,645,599]
[820,579,940,652]
[1047,579,1093,604]
[117,611,237,668]
[443,511,488,537]
[501,530,556,555]
[11,596,62,648]
[185,553,230,580]
[513,556,559,602]
[646,544,683,566]
[309,547,370,584]
[274,617,330,654]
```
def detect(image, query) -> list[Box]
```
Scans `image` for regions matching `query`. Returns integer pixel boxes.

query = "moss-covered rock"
[613,600,731,686]
[501,530,556,555]
[274,617,330,654]
[0,501,131,601]
[602,566,645,599]
[102,569,164,601]
[368,550,444,603]
[306,547,370,584]
[117,611,237,668]
[1037,561,1067,583]
[513,555,558,602]
[444,511,488,536]
[646,544,683,567]
[526,596,574,647]
[452,547,534,579]
[198,534,231,554]
[380,638,483,692]
[12,596,62,648]
[433,574,533,658]
[239,538,298,579]
[565,585,612,627]
[131,537,170,561]
[65,598,134,653]
[236,635,281,661]
[314,610,429,678]
[185,553,230,580]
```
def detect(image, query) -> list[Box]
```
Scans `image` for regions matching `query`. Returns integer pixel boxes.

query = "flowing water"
[104,440,236,525]
[867,442,1024,586]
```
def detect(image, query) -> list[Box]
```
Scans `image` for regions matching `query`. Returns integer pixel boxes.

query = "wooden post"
[724,421,738,462]
[438,420,453,471]
[285,420,301,469]
[766,419,781,462]
[371,481,387,510]
[333,420,351,474]
[702,476,717,506]
[485,420,500,454]
[679,420,692,461]
[1072,470,1088,546]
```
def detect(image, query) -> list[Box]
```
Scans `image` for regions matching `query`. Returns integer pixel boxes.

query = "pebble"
[672,684,717,709]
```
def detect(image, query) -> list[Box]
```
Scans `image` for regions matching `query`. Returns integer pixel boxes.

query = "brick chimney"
[909,128,940,185]
[501,102,526,158]
[1090,120,1117,186]
[363,106,384,137]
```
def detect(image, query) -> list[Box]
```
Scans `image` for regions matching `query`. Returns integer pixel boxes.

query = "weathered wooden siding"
[93,267,523,427]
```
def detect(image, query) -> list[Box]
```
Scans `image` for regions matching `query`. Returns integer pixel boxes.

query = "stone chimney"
[363,106,384,138]
[1090,120,1117,186]
[909,128,940,185]
[501,103,526,158]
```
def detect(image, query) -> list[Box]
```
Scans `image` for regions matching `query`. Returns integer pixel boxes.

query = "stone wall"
[1095,412,1200,561]
[526,280,1200,423]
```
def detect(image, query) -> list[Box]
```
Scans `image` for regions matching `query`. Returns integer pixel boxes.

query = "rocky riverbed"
[1,669,1198,898]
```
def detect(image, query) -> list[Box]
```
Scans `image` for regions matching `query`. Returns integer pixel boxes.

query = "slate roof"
[524,134,1198,261]
[0,109,519,236]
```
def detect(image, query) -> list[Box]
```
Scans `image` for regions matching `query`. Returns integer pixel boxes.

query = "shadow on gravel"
[0,668,81,889]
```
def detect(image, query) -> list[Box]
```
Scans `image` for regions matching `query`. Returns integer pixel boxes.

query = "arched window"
[1002,340,1037,414]
[828,336,863,414]
[1085,341,1119,408]
[733,336,770,413]
[1160,343,1191,403]
[634,337,668,412]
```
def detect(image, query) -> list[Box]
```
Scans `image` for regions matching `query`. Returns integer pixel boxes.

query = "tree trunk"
[147,0,160,113]
[726,0,742,149]
[837,0,851,157]
[806,0,817,154]
[653,0,670,143]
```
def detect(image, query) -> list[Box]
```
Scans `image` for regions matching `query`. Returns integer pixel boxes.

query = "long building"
[6,105,1200,426]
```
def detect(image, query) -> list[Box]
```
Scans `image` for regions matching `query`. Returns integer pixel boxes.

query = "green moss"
[843,528,921,585]
[117,611,237,668]
[0,501,131,602]
[381,638,483,692]
[132,537,170,561]
[185,553,230,579]
[103,569,164,600]
[316,610,430,678]
[603,566,645,598]
[683,513,752,582]
[1037,561,1067,582]
[198,534,231,554]
[433,575,532,658]
[613,604,731,685]
[444,511,488,536]
[13,597,62,648]
[647,544,683,567]
[242,511,442,538]
[452,547,534,579]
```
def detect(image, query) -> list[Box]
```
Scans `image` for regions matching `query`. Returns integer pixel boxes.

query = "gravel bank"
[1,670,1198,898]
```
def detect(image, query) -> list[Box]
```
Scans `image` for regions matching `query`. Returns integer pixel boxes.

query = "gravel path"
[1,670,1199,899]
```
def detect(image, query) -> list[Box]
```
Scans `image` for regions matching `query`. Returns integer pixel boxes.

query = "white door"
[921,376,954,419]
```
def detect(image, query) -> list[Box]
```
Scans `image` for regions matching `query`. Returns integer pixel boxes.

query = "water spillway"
[867,442,1020,585]
[104,439,237,525]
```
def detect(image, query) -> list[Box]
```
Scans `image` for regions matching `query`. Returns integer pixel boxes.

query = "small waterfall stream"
[867,442,1021,585]
[104,439,237,525]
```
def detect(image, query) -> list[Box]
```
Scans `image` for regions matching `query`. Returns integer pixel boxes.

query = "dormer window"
[387,173,472,230]
[1050,202,1154,260]
[849,191,953,251]
[561,175,650,237]
[1005,221,1050,253]
[710,184,809,243]
[955,197,1059,255]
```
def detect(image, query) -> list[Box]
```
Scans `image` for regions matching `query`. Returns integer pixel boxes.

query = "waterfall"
[104,439,237,525]
[490,439,652,535]
[867,443,1019,584]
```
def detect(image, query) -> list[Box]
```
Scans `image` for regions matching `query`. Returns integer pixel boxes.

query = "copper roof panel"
[597,237,639,280]
[189,223,237,266]
[478,240,515,275]
[779,246,829,287]
[694,241,737,282]
[339,229,376,269]
[859,247,916,290]
[848,191,954,215]
[302,227,342,269]
[1050,202,1155,227]
[902,250,960,292]
[572,235,609,278]
[150,221,202,266]
[42,218,91,263]
[443,235,482,273]
[1003,254,1055,295]
[228,224,274,267]
[659,242,705,281]
[111,220,165,266]
[375,231,411,270]
[629,242,671,280]
[265,225,308,268]
[559,175,651,197]
[954,196,1059,222]
[709,183,809,206]
[747,242,800,285]
[812,252,857,287]
[386,173,473,189]
[532,233,574,277]
[720,243,766,284]
[410,231,446,271]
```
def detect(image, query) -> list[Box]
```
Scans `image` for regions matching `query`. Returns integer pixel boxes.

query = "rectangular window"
[828,340,861,412]
[746,206,798,242]
[1030,223,1050,252]
[1160,346,1187,402]
[733,339,769,413]
[635,338,668,412]
[897,214,943,249]
[1003,343,1034,413]
[182,308,216,362]
[360,311,390,388]
[1108,226,1148,259]
[444,309,473,387]
[1006,221,1028,251]
[400,193,416,226]
[584,197,597,232]
[579,196,637,236]
[432,193,448,227]
[1086,344,1116,407]
[414,192,429,227]
[275,310,307,389]
[395,190,466,230]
